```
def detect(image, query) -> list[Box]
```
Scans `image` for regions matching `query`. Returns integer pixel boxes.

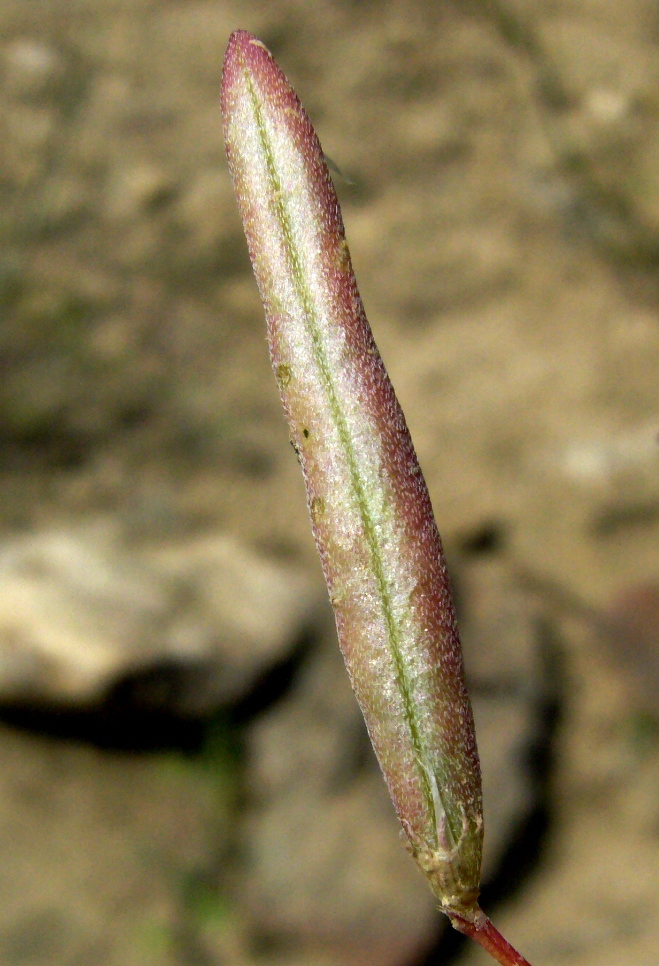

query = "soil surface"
[1,1,658,965]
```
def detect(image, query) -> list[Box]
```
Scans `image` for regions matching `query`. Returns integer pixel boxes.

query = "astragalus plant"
[222,30,533,966]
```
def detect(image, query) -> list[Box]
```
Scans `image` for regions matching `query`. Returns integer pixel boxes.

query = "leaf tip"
[222,29,274,83]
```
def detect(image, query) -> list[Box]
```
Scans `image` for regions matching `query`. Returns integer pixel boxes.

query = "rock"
[0,523,170,705]
[0,523,320,711]
[231,553,555,966]
[151,532,321,713]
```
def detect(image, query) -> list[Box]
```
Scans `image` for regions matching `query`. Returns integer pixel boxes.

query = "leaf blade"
[222,29,484,915]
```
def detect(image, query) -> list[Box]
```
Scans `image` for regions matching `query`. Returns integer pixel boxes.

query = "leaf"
[221,28,483,918]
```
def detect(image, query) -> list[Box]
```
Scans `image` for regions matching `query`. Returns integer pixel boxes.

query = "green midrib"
[243,64,450,847]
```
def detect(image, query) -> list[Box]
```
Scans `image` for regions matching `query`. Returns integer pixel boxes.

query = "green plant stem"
[451,912,533,966]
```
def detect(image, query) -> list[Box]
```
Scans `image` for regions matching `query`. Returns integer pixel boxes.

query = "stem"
[451,910,533,966]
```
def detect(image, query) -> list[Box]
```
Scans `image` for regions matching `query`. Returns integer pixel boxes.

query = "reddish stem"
[451,911,533,966]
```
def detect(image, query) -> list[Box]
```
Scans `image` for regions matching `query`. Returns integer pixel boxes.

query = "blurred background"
[0,0,658,964]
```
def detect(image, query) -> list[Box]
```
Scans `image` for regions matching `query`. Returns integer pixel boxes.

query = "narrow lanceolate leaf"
[221,30,483,919]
